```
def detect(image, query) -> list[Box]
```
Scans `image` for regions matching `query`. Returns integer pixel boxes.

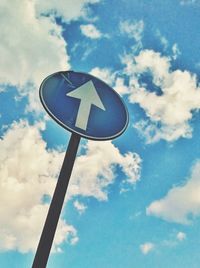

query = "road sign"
[39,71,128,140]
[33,70,129,268]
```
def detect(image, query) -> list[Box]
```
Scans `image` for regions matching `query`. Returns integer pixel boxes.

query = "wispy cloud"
[172,43,181,60]
[73,200,87,214]
[119,20,144,42]
[177,232,186,241]
[155,30,168,50]
[140,242,155,255]
[80,24,103,39]
[140,231,186,256]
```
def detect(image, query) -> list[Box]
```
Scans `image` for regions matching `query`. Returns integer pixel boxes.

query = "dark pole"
[32,133,81,268]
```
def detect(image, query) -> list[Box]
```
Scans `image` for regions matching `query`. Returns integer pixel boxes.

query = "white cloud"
[156,231,186,250]
[0,87,6,93]
[35,0,100,23]
[134,119,192,144]
[122,49,200,143]
[147,161,200,224]
[140,242,154,255]
[80,24,103,39]
[155,30,168,50]
[120,20,144,42]
[0,120,78,252]
[172,43,181,60]
[139,231,186,254]
[0,0,69,89]
[0,120,141,252]
[114,77,130,95]
[73,200,87,214]
[90,67,130,95]
[0,0,101,112]
[90,67,116,85]
[124,49,170,84]
[69,141,142,200]
[177,232,186,241]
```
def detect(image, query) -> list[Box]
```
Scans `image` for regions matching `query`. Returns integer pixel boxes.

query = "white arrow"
[66,80,106,130]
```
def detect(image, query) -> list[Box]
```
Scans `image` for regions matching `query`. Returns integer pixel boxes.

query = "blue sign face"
[40,71,129,140]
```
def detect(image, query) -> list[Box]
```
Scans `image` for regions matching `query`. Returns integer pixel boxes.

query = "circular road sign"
[40,70,129,141]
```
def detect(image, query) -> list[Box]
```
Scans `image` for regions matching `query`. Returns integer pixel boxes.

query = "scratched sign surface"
[40,71,128,140]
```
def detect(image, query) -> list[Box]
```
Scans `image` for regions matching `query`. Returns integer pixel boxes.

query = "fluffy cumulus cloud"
[0,120,141,252]
[0,120,78,252]
[0,0,100,111]
[69,141,141,201]
[147,161,200,224]
[80,24,103,39]
[140,242,154,255]
[0,0,69,89]
[122,49,200,143]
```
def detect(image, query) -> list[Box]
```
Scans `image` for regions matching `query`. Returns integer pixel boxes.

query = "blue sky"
[1,0,200,267]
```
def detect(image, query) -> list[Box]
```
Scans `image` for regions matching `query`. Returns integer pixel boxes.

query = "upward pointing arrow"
[66,80,106,131]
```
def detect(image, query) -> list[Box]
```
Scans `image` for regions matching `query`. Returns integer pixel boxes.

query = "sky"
[0,0,200,267]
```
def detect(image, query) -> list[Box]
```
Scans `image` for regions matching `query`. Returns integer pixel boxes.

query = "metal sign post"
[32,70,128,267]
[32,133,80,268]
